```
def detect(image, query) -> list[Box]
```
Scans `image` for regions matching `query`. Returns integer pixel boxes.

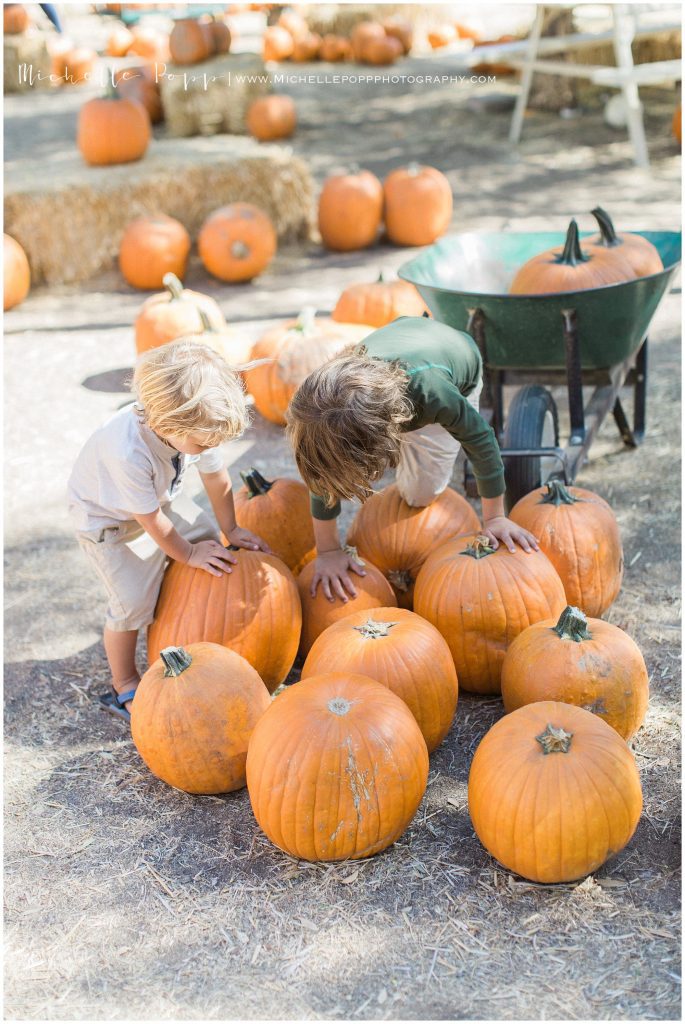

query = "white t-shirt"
[68,403,225,532]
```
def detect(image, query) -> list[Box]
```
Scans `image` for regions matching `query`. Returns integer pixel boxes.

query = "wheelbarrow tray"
[399,231,681,371]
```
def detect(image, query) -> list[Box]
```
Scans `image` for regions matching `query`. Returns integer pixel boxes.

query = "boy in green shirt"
[286,316,538,602]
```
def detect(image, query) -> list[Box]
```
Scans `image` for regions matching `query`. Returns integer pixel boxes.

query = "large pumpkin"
[509,480,623,617]
[297,550,397,656]
[468,701,642,882]
[246,672,429,861]
[148,548,301,693]
[113,64,163,124]
[347,483,480,608]
[134,272,226,355]
[234,467,316,575]
[198,203,277,283]
[119,216,191,291]
[77,93,150,167]
[131,643,270,794]
[588,207,663,279]
[318,169,383,252]
[169,17,213,65]
[501,606,649,740]
[383,163,453,247]
[201,15,231,55]
[4,234,30,312]
[302,607,458,752]
[246,95,296,141]
[414,533,567,693]
[509,219,635,294]
[332,276,428,326]
[243,309,373,425]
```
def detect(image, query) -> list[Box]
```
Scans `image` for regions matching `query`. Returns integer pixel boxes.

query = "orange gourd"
[414,533,567,693]
[332,275,428,326]
[588,207,663,279]
[501,606,649,740]
[234,468,316,575]
[106,25,134,57]
[302,607,458,752]
[134,272,226,355]
[509,480,623,617]
[319,34,352,62]
[347,483,480,608]
[263,25,294,62]
[318,169,383,252]
[383,163,453,247]
[468,701,642,882]
[246,94,296,141]
[246,672,429,861]
[119,216,191,291]
[131,643,270,794]
[510,219,635,294]
[113,64,163,124]
[148,548,301,693]
[200,14,231,54]
[169,17,213,65]
[4,234,30,311]
[198,203,277,283]
[350,21,385,62]
[77,93,150,167]
[291,31,321,61]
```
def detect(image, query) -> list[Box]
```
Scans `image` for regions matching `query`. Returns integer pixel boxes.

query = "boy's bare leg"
[103,627,141,709]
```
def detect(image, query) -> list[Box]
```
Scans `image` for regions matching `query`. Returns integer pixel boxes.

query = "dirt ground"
[4,6,682,1020]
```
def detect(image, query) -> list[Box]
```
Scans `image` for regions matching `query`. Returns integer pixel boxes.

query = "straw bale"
[159,53,271,137]
[302,4,455,37]
[4,136,315,285]
[4,31,52,94]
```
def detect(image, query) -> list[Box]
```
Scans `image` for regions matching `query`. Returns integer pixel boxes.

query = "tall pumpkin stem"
[553,606,592,642]
[240,468,274,497]
[536,723,573,754]
[591,207,620,248]
[462,535,497,559]
[540,480,581,506]
[163,272,185,301]
[198,308,215,334]
[353,617,399,639]
[555,219,589,267]
[293,306,317,335]
[160,646,193,677]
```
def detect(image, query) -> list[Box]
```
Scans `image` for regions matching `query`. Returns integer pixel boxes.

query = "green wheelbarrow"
[399,230,681,507]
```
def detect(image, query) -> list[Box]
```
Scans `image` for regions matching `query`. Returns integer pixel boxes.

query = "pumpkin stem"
[343,544,366,566]
[553,605,592,642]
[591,207,620,248]
[292,306,317,335]
[536,723,573,755]
[198,308,216,334]
[160,646,193,677]
[163,272,185,301]
[240,468,274,497]
[327,697,352,716]
[353,617,399,639]
[462,534,497,559]
[540,480,581,506]
[387,568,413,592]
[555,219,589,267]
[406,160,421,175]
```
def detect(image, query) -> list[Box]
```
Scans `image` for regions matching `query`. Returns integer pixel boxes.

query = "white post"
[509,4,546,144]
[612,3,650,167]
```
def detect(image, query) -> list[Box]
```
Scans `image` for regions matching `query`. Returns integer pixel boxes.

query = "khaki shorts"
[76,495,219,632]
[395,379,483,507]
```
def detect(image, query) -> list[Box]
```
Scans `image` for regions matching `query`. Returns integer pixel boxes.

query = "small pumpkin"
[131,643,270,794]
[106,24,134,57]
[54,46,97,85]
[510,219,635,294]
[277,9,309,41]
[77,92,151,167]
[350,21,386,61]
[194,308,253,368]
[263,25,294,62]
[347,483,480,609]
[246,94,296,141]
[468,701,643,882]
[509,480,623,617]
[234,468,316,575]
[454,21,483,43]
[588,207,663,279]
[4,5,29,34]
[318,169,383,252]
[3,234,30,312]
[169,17,213,65]
[427,25,457,49]
[332,275,429,327]
[673,105,682,145]
[383,18,413,54]
[200,14,231,54]
[198,203,277,283]
[128,27,169,61]
[148,548,301,693]
[414,533,567,693]
[135,272,226,355]
[292,31,321,62]
[319,34,352,62]
[297,549,397,656]
[119,216,191,291]
[360,34,402,65]
[501,606,649,740]
[113,64,163,124]
[302,607,458,752]
[383,163,453,247]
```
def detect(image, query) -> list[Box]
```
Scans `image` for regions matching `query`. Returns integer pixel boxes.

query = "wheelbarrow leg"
[490,368,504,440]
[562,309,585,444]
[612,337,647,447]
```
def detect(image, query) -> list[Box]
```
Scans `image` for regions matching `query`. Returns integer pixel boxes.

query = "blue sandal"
[99,686,137,723]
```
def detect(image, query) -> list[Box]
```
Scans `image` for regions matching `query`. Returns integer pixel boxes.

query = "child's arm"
[200,468,272,553]
[134,508,237,578]
[311,517,367,602]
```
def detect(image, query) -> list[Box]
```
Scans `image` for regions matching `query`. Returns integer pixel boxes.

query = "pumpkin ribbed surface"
[234,469,315,575]
[247,95,296,141]
[246,672,429,861]
[510,219,635,294]
[302,607,458,752]
[332,278,428,326]
[134,273,226,355]
[414,533,567,693]
[468,701,643,882]
[77,96,150,167]
[119,216,191,290]
[587,207,663,279]
[131,643,270,794]
[198,203,276,283]
[148,549,301,693]
[318,170,383,252]
[383,164,453,247]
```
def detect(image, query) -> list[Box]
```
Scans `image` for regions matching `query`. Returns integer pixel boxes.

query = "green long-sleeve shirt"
[310,316,505,520]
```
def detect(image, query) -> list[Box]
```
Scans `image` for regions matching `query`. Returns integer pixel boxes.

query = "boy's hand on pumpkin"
[311,549,367,603]
[187,540,237,577]
[482,515,539,554]
[225,525,273,554]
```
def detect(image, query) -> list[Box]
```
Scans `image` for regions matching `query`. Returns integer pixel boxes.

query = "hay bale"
[4,31,52,94]
[4,136,315,285]
[303,4,455,36]
[159,53,271,137]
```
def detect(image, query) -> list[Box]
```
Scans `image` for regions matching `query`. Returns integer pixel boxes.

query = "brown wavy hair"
[285,345,414,507]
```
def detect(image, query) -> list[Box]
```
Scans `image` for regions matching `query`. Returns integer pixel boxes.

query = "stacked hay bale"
[158,53,271,137]
[4,30,52,93]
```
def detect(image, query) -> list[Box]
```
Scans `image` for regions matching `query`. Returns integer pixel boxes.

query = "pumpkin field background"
[4,2,682,1019]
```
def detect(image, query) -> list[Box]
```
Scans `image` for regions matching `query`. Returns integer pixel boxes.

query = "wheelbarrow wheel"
[502,385,559,510]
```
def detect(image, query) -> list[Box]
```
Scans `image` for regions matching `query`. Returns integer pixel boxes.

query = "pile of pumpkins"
[131,463,647,883]
[263,12,414,67]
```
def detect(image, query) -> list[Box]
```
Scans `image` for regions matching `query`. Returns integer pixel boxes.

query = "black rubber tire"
[502,385,559,510]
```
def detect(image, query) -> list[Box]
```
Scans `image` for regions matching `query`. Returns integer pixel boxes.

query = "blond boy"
[68,340,270,720]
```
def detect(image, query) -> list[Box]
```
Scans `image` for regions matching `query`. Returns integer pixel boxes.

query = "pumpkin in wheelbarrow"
[510,219,635,294]
[588,207,663,279]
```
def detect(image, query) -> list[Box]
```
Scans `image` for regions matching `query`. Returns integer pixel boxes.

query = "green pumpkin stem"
[591,207,620,248]
[536,723,573,755]
[540,480,581,506]
[462,534,497,559]
[198,308,216,334]
[555,219,589,267]
[553,606,592,642]
[160,646,193,677]
[240,468,273,498]
[163,272,185,301]
[292,306,317,335]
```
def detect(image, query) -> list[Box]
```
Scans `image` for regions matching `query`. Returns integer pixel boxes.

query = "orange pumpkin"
[383,163,453,247]
[291,31,321,61]
[77,92,150,167]
[428,25,457,49]
[4,234,30,312]
[4,5,29,34]
[128,27,169,61]
[360,34,402,65]
[198,203,277,283]
[673,105,682,145]
[119,216,191,291]
[131,643,270,794]
[509,480,623,617]
[113,64,163,124]
[414,533,567,693]
[263,25,294,62]
[246,94,296,141]
[302,607,458,752]
[54,46,97,85]
[246,672,429,861]
[106,24,134,57]
[319,34,352,62]
[332,276,429,326]
[148,548,301,693]
[194,309,253,368]
[277,9,309,41]
[454,21,482,43]
[235,468,316,575]
[468,701,643,882]
[200,14,231,53]
[297,550,397,656]
[383,18,413,54]
[347,483,480,609]
[588,207,663,279]
[135,272,226,355]
[350,21,385,62]
[510,219,635,294]
[318,169,383,252]
[501,606,649,741]
[169,17,213,65]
